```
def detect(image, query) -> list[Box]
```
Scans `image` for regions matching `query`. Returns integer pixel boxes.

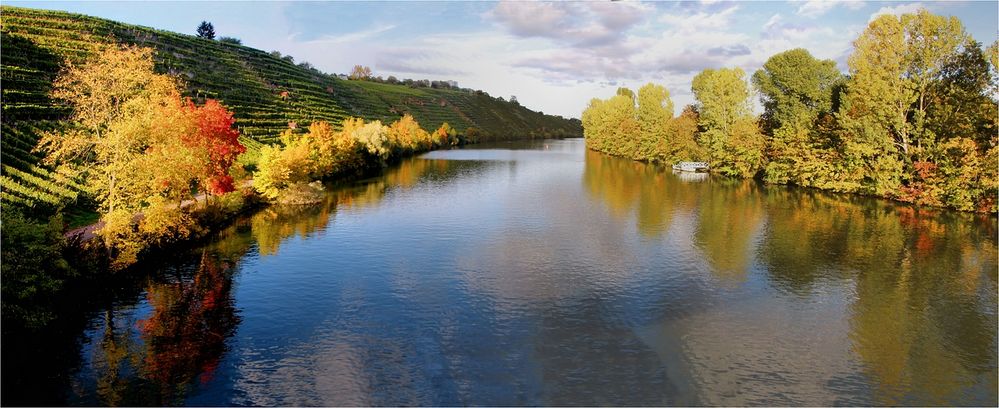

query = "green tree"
[839,9,984,205]
[196,21,215,40]
[752,48,841,133]
[691,67,764,176]
[0,210,72,328]
[752,48,843,184]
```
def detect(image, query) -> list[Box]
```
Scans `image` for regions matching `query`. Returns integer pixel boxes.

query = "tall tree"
[196,21,215,39]
[752,48,843,184]
[752,48,841,134]
[39,45,179,215]
[839,9,974,198]
[692,67,764,176]
[636,83,674,162]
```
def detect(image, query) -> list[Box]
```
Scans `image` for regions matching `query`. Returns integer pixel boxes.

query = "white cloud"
[488,1,651,47]
[306,24,395,45]
[764,13,783,31]
[869,2,924,21]
[796,1,866,18]
[659,5,740,33]
[488,1,570,38]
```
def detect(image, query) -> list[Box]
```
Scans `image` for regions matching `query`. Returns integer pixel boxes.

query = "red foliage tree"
[183,99,245,195]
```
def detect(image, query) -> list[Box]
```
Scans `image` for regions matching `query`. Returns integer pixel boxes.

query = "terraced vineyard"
[0,6,581,215]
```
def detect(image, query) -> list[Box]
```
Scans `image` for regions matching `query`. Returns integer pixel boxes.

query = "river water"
[9,138,998,405]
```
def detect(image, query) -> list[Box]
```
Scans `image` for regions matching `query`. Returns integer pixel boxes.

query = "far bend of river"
[5,138,997,406]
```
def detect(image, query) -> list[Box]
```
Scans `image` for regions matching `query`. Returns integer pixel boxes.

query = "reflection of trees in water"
[78,157,461,405]
[250,158,456,256]
[846,210,997,405]
[251,195,338,256]
[582,150,699,237]
[583,149,996,404]
[84,250,241,406]
[93,310,141,406]
[693,179,765,283]
[137,252,240,404]
[758,187,998,405]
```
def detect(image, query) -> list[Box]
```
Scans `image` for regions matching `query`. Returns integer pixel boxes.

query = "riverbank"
[5,138,994,406]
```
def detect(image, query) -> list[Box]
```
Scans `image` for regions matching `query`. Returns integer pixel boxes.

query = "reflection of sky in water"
[61,138,997,406]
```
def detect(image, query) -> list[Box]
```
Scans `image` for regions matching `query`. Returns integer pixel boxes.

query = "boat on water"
[672,161,709,172]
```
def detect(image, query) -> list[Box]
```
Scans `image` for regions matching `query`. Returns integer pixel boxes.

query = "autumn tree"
[581,92,638,157]
[388,114,433,153]
[39,45,179,215]
[577,10,994,213]
[433,122,458,147]
[187,99,246,195]
[349,65,372,80]
[254,115,437,203]
[672,105,705,162]
[40,45,247,267]
[838,9,993,208]
[253,128,320,203]
[636,83,673,162]
[691,67,765,176]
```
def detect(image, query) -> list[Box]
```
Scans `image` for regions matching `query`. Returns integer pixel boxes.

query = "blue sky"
[8,1,998,118]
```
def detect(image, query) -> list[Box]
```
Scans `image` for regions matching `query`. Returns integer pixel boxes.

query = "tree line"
[582,10,998,213]
[1,42,477,328]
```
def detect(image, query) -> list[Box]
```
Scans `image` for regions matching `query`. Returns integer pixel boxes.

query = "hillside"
[0,6,582,213]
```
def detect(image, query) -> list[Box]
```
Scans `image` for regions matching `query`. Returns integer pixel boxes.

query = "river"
[5,138,997,406]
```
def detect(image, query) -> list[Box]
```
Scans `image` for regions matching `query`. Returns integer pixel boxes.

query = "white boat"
[672,161,709,172]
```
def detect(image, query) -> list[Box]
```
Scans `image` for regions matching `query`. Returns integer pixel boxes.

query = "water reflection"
[582,149,699,237]
[694,179,765,284]
[579,144,995,404]
[74,249,242,406]
[249,157,465,256]
[15,139,996,406]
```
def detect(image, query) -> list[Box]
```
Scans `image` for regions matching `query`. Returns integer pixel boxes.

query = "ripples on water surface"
[7,139,997,406]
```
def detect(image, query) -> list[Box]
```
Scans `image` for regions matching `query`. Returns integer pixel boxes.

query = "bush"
[1,210,73,328]
[219,36,242,45]
[253,116,438,203]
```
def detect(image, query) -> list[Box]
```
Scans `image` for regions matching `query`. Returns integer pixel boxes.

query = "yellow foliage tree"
[39,45,180,215]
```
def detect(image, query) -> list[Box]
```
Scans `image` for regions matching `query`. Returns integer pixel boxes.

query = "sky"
[8,1,998,118]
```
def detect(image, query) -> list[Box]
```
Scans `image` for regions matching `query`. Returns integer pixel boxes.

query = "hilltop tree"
[196,21,215,39]
[349,65,372,80]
